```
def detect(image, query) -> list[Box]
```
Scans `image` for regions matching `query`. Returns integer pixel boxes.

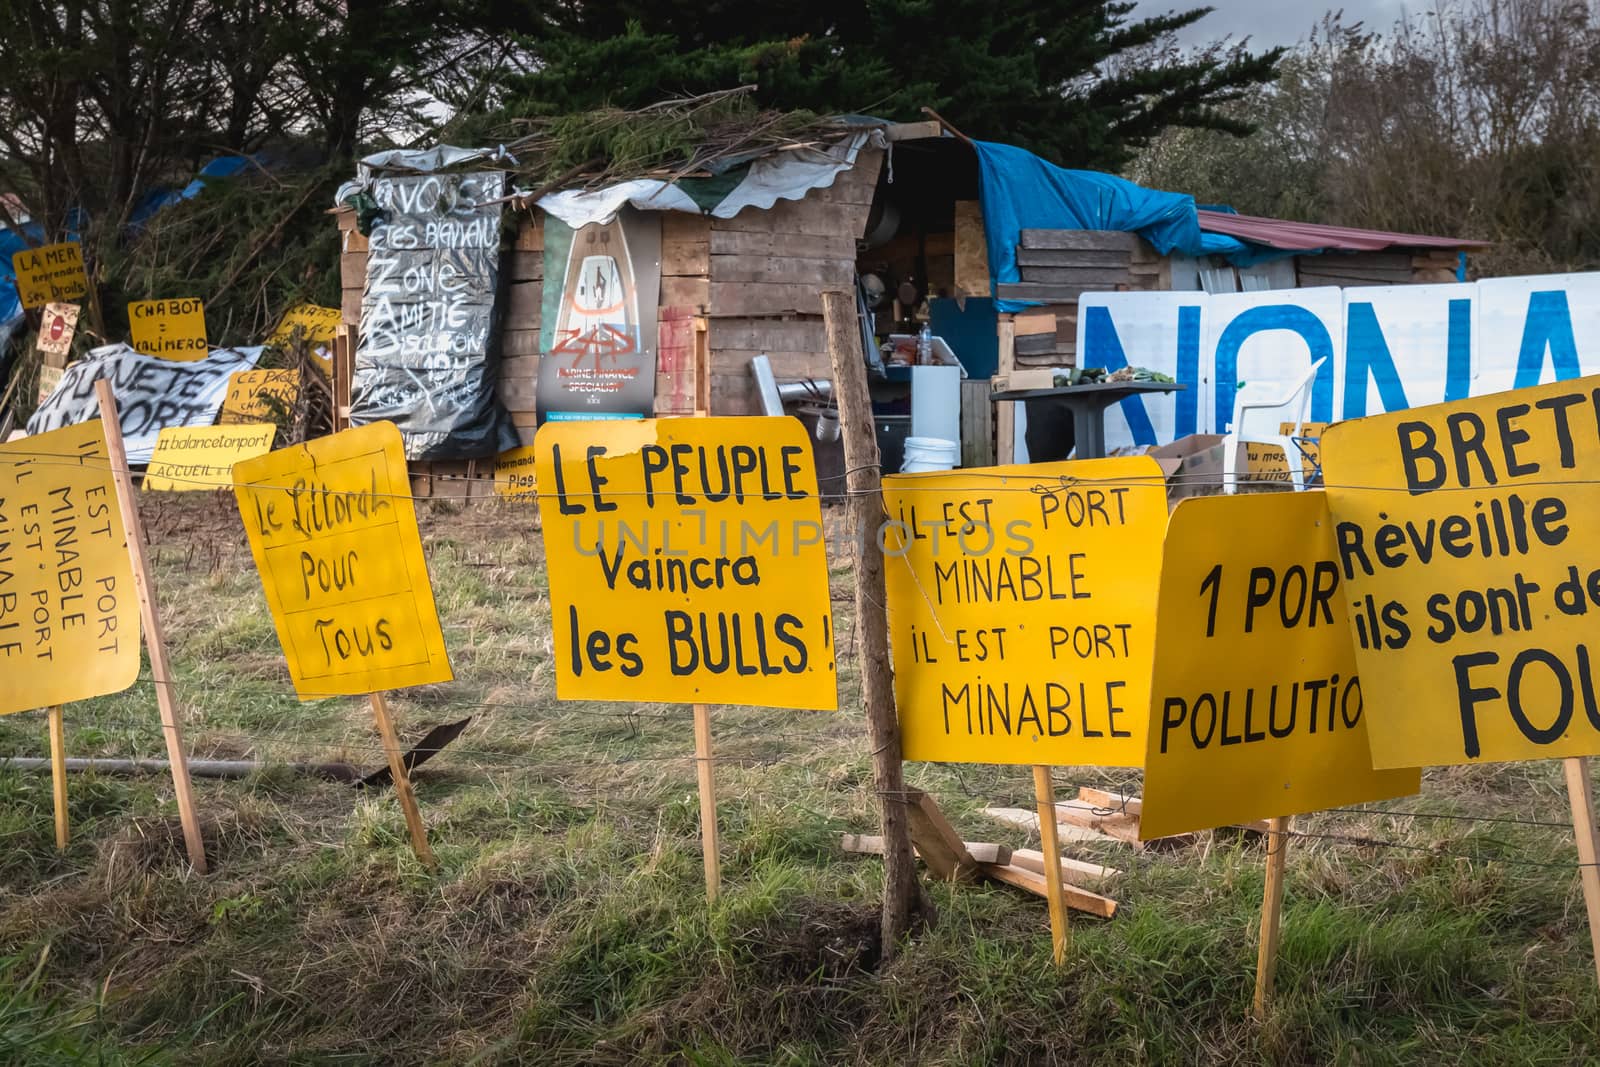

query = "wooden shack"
[330,125,1486,491]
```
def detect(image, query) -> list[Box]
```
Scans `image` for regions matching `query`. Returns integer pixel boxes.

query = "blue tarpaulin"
[974,140,1295,312]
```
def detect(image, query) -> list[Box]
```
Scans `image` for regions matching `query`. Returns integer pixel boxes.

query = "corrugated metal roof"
[1196,209,1491,252]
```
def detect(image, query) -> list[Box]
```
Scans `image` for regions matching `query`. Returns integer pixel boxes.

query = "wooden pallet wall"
[705,148,883,414]
[1003,230,1166,368]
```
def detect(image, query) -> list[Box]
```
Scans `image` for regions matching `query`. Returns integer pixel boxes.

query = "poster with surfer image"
[536,210,661,421]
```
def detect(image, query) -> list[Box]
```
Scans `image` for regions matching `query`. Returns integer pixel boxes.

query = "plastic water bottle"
[917,322,933,364]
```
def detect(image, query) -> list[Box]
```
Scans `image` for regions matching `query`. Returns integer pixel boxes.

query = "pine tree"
[505,1,1283,170]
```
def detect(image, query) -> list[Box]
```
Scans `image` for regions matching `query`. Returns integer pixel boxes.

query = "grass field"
[2,492,1599,1065]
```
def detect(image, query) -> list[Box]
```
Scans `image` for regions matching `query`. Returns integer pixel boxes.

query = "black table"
[989,381,1185,461]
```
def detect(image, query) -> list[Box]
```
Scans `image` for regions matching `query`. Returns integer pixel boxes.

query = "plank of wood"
[368,692,436,868]
[711,348,829,379]
[1009,848,1120,886]
[662,276,710,309]
[1014,333,1057,357]
[953,200,990,296]
[1565,757,1600,987]
[498,354,540,381]
[497,378,537,411]
[1017,248,1132,269]
[1253,815,1291,1018]
[1014,310,1057,337]
[47,706,67,849]
[997,282,1101,303]
[342,228,368,254]
[709,317,826,352]
[979,862,1119,919]
[708,281,825,317]
[1020,229,1140,252]
[340,251,367,290]
[514,216,543,251]
[885,119,943,141]
[504,281,541,323]
[709,230,858,259]
[1076,787,1142,816]
[710,254,854,286]
[981,807,1113,843]
[661,211,711,244]
[662,241,710,277]
[960,379,994,468]
[903,789,980,881]
[341,288,363,326]
[1019,265,1132,287]
[501,329,542,357]
[842,833,1013,865]
[711,200,857,238]
[507,250,543,282]
[694,703,720,902]
[1055,799,1143,843]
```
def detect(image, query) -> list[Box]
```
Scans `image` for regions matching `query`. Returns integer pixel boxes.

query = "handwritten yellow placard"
[494,445,537,500]
[535,417,836,710]
[267,304,340,347]
[881,457,1168,766]
[143,423,276,492]
[12,243,87,308]
[219,369,300,424]
[1323,374,1600,767]
[267,304,339,375]
[1139,492,1420,839]
[0,422,140,714]
[232,421,452,698]
[128,298,207,360]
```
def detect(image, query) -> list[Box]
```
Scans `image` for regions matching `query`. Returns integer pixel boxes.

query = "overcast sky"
[1131,0,1413,50]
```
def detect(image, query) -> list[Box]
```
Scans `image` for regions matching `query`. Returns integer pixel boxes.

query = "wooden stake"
[94,380,208,875]
[1253,815,1291,1019]
[1563,757,1600,987]
[1032,765,1070,964]
[822,288,924,956]
[367,691,435,869]
[996,314,1017,464]
[694,702,721,901]
[47,706,68,850]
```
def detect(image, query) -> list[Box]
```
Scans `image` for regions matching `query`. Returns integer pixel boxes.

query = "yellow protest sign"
[881,456,1168,766]
[218,369,300,424]
[128,298,207,360]
[535,417,836,710]
[232,421,451,698]
[0,422,140,714]
[266,304,340,347]
[12,243,87,308]
[143,423,276,492]
[1139,492,1421,839]
[494,446,537,499]
[1323,374,1600,767]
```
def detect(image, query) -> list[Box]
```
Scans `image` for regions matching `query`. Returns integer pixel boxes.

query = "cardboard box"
[1147,433,1299,501]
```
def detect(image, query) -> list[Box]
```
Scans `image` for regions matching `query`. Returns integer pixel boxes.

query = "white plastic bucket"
[901,436,960,473]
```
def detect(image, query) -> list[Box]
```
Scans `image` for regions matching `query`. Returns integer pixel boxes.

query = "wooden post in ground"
[47,706,68,849]
[995,313,1016,466]
[822,288,924,956]
[694,703,721,901]
[1563,757,1600,986]
[367,692,436,869]
[1032,765,1071,964]
[1253,815,1291,1018]
[95,380,208,874]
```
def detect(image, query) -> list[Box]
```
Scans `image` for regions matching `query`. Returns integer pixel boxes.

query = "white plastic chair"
[1222,356,1328,494]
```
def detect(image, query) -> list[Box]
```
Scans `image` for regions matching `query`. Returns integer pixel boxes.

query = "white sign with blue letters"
[1078,272,1600,451]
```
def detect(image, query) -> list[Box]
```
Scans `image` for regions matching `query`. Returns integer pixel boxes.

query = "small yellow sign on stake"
[493,445,538,500]
[1138,492,1421,840]
[534,417,837,710]
[232,420,452,698]
[128,298,207,360]
[881,457,1169,766]
[12,242,88,307]
[0,422,141,714]
[1323,374,1600,767]
[218,369,300,424]
[143,423,276,492]
[266,304,339,375]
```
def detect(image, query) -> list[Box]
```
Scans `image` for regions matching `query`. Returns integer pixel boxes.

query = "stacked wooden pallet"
[1295,249,1459,288]
[1001,230,1166,368]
